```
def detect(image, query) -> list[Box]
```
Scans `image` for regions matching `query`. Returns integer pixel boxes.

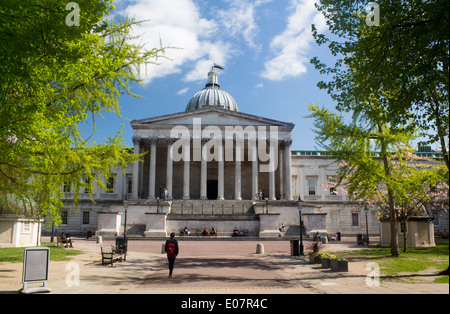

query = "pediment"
[131,107,294,130]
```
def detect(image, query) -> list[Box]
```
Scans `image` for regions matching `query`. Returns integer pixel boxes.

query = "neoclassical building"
[43,69,448,238]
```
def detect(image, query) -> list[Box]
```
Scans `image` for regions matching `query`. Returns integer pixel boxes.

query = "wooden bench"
[56,236,72,248]
[101,246,124,266]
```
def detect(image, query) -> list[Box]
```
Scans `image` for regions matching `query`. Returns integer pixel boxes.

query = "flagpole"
[212,63,224,107]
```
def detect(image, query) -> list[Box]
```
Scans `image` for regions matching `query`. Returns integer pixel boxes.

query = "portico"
[130,109,294,202]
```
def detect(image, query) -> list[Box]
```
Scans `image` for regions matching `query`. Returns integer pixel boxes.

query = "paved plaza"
[0,237,448,294]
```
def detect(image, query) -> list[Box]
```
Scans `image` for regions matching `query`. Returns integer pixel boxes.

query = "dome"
[185,68,238,112]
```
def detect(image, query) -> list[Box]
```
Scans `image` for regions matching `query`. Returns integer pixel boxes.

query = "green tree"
[309,0,449,257]
[311,0,449,170]
[0,0,164,225]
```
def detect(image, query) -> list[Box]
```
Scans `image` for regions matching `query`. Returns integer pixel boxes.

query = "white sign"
[21,247,51,294]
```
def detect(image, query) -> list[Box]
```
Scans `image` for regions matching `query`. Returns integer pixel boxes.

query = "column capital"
[148,136,158,144]
[132,136,142,145]
[280,139,293,149]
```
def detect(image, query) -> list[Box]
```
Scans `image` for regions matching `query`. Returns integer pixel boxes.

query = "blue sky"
[83,0,337,150]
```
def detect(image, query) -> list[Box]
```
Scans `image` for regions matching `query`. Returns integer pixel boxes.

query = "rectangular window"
[84,177,91,194]
[352,213,359,227]
[327,176,337,195]
[61,211,68,225]
[106,177,114,194]
[22,222,31,233]
[82,211,90,225]
[433,212,440,226]
[372,212,379,227]
[308,178,316,196]
[331,213,339,227]
[127,176,133,195]
[63,182,71,193]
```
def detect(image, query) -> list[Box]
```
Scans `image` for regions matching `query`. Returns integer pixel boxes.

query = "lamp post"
[298,196,304,255]
[364,204,369,246]
[123,198,129,261]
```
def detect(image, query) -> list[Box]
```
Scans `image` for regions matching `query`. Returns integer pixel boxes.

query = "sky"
[82,0,338,150]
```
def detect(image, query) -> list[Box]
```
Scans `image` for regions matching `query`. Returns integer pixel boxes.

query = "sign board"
[21,247,51,294]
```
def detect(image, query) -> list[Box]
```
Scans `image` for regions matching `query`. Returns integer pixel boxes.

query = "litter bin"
[290,239,299,256]
[86,231,92,239]
[115,237,128,259]
[336,232,341,241]
[357,234,363,245]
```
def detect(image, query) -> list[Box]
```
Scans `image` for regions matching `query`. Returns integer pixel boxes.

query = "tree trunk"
[378,123,400,257]
[402,221,408,253]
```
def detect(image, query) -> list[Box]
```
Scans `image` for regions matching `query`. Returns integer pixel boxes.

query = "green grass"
[0,243,83,263]
[344,242,449,284]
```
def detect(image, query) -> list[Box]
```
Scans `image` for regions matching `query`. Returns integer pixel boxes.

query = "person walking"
[165,232,179,278]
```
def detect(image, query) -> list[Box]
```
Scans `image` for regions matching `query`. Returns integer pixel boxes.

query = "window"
[84,177,91,194]
[308,178,316,196]
[352,213,359,227]
[63,182,71,193]
[22,222,31,233]
[106,177,114,194]
[327,176,337,195]
[331,213,339,227]
[127,176,133,194]
[432,212,440,226]
[82,211,90,225]
[61,211,68,225]
[372,212,379,227]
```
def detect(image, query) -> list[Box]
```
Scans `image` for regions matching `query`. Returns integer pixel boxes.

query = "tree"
[311,0,449,170]
[309,0,449,257]
[0,0,165,225]
[308,103,416,257]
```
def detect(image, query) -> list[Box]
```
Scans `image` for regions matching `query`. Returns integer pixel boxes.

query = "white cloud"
[112,0,275,84]
[177,87,190,95]
[115,0,235,84]
[255,82,264,88]
[216,0,273,52]
[260,0,327,81]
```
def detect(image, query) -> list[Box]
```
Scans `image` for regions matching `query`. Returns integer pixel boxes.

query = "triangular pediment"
[131,107,294,130]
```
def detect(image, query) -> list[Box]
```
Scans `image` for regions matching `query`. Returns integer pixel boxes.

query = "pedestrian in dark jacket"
[165,232,179,278]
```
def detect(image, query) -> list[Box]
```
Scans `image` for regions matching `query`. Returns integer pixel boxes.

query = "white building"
[43,69,447,238]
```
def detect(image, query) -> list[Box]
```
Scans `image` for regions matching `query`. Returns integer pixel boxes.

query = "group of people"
[201,227,217,236]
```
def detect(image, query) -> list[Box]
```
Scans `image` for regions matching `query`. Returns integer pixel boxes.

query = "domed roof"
[186,68,238,112]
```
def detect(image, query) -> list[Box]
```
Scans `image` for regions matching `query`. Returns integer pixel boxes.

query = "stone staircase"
[169,199,256,216]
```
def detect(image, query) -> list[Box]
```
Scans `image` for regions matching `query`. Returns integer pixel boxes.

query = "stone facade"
[42,70,448,239]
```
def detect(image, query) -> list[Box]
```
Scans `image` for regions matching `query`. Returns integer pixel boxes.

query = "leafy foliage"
[0,0,165,224]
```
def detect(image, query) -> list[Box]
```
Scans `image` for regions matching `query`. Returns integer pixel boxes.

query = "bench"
[101,246,124,266]
[233,229,249,237]
[56,236,73,248]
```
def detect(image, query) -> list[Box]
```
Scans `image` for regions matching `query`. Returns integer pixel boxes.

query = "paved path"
[0,237,447,294]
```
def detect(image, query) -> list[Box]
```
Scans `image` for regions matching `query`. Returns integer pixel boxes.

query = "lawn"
[0,243,83,263]
[344,242,449,284]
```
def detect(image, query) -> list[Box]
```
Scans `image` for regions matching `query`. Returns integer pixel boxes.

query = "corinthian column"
[234,138,242,200]
[217,138,224,200]
[200,139,208,200]
[283,139,293,200]
[148,137,158,199]
[251,138,258,200]
[183,138,191,200]
[166,138,175,200]
[131,136,141,199]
